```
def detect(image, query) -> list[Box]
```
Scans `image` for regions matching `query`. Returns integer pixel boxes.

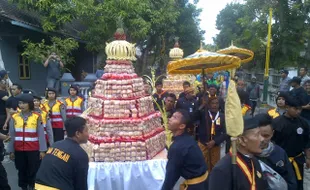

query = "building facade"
[0,0,96,95]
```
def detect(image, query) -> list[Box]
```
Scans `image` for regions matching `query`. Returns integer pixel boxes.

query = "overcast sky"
[196,0,240,44]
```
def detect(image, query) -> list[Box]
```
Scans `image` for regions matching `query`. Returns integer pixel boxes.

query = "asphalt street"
[3,156,19,190]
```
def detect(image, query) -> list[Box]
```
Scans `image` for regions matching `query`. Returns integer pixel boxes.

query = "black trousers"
[250,101,257,116]
[53,128,64,142]
[0,162,10,190]
[0,114,7,161]
[14,151,40,189]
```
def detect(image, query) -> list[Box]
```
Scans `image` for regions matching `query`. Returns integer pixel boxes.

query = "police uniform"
[272,113,310,189]
[268,92,287,119]
[208,118,269,190]
[35,138,89,190]
[65,85,85,118]
[43,88,66,142]
[33,94,54,147]
[237,88,252,117]
[161,132,208,190]
[7,94,47,190]
[257,143,297,190]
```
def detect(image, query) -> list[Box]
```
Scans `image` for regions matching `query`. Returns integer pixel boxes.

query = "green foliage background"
[214,0,310,70]
[10,0,205,75]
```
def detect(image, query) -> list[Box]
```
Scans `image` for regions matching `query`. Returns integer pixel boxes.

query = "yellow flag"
[225,80,244,137]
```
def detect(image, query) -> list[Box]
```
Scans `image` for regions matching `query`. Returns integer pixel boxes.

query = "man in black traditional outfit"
[256,113,297,190]
[208,117,269,190]
[162,109,208,190]
[272,95,310,190]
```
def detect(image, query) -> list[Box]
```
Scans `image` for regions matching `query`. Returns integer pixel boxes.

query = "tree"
[22,37,79,72]
[10,0,204,75]
[214,0,310,69]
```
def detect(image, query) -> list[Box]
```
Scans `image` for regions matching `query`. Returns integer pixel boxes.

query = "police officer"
[256,113,297,189]
[267,92,287,119]
[43,88,66,142]
[208,117,269,190]
[7,94,47,190]
[161,110,208,190]
[65,84,85,118]
[33,94,54,147]
[272,96,310,190]
[35,117,89,190]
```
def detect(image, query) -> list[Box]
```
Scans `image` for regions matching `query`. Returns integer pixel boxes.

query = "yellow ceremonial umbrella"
[217,41,254,64]
[167,48,241,75]
[167,45,241,169]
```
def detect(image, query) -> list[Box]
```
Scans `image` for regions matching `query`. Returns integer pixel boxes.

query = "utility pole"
[262,8,272,104]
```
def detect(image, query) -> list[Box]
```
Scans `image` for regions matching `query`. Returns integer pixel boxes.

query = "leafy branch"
[22,37,79,70]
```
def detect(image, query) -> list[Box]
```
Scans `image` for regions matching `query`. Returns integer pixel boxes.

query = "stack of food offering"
[83,26,165,162]
[163,75,196,97]
[163,38,196,97]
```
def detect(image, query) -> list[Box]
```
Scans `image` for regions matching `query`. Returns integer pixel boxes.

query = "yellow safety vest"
[12,112,40,151]
[65,97,83,118]
[43,100,64,129]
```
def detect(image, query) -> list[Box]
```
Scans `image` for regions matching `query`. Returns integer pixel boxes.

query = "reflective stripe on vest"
[65,97,83,118]
[43,100,64,129]
[12,112,40,151]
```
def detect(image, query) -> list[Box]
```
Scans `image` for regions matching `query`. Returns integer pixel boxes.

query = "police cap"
[46,87,57,93]
[28,92,41,100]
[276,92,288,101]
[15,94,34,103]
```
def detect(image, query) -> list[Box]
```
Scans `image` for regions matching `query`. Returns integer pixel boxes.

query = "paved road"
[3,156,19,190]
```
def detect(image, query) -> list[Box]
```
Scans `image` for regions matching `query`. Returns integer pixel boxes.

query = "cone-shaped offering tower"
[85,26,165,162]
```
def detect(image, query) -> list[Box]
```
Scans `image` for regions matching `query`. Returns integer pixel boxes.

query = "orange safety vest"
[267,108,280,119]
[43,100,64,129]
[12,112,40,151]
[65,97,83,118]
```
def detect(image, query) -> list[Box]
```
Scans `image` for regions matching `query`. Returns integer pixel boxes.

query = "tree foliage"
[10,0,204,74]
[22,37,79,70]
[214,0,310,70]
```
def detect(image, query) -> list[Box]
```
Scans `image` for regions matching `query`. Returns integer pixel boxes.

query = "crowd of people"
[0,69,88,190]
[0,65,309,190]
[152,66,310,190]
